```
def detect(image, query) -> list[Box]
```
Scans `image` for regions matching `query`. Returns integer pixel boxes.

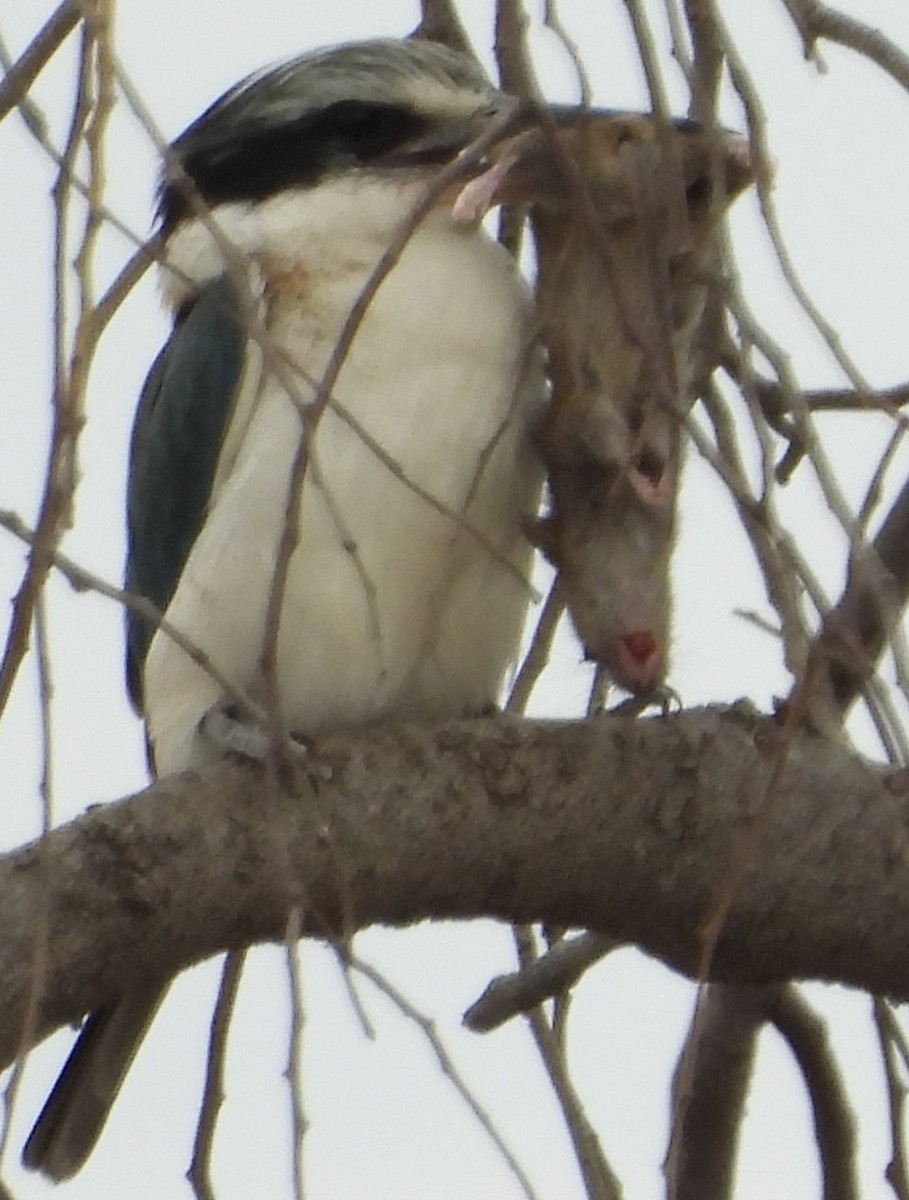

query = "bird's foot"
[606,683,682,717]
[199,701,310,763]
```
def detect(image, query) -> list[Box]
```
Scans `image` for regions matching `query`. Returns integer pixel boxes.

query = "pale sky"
[3,2,909,1197]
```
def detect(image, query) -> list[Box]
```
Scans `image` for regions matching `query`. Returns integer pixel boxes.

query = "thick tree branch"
[764,985,858,1200]
[2,707,909,1071]
[667,984,763,1200]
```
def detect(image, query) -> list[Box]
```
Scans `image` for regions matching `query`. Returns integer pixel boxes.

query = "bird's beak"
[384,93,522,170]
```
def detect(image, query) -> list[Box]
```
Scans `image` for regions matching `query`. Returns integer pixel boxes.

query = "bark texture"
[2,705,908,1070]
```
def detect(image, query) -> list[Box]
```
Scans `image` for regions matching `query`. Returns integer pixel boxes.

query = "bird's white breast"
[145,177,543,774]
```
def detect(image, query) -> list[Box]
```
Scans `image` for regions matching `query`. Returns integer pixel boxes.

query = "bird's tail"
[22,984,168,1181]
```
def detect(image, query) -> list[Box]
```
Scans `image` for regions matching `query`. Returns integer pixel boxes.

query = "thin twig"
[543,2,592,106]
[0,508,266,726]
[0,18,93,724]
[690,387,811,675]
[712,3,872,562]
[284,910,307,1200]
[814,472,909,719]
[413,0,474,54]
[680,0,724,119]
[512,928,622,1200]
[874,997,909,1200]
[255,98,529,765]
[188,951,247,1200]
[0,596,55,1171]
[0,1,80,125]
[327,943,374,1041]
[350,954,542,1200]
[494,0,539,98]
[464,933,616,1032]
[505,577,566,713]
[756,378,909,418]
[622,0,669,116]
[779,0,909,92]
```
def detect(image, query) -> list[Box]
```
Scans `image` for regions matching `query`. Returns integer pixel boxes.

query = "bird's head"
[156,38,519,237]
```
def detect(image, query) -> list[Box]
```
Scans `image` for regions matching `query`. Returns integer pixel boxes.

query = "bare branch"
[4,709,909,1073]
[0,7,116,726]
[464,932,616,1032]
[810,472,909,717]
[764,985,858,1200]
[187,951,246,1200]
[666,984,763,1200]
[494,0,538,98]
[350,954,541,1200]
[623,0,669,116]
[689,387,813,676]
[510,928,622,1200]
[543,3,591,106]
[253,97,533,766]
[755,378,909,419]
[283,911,307,1200]
[681,0,724,119]
[412,0,474,55]
[0,508,267,728]
[779,0,909,92]
[875,997,909,1200]
[505,578,566,714]
[0,1,80,125]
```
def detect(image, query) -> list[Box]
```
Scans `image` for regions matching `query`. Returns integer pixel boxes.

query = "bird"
[23,37,544,1180]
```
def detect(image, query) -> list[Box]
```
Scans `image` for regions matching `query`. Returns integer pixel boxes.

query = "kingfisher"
[24,37,544,1179]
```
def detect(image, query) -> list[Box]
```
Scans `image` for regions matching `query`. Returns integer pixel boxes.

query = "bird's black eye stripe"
[159,100,434,231]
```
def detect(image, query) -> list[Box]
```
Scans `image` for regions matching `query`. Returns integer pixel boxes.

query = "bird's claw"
[199,701,310,763]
